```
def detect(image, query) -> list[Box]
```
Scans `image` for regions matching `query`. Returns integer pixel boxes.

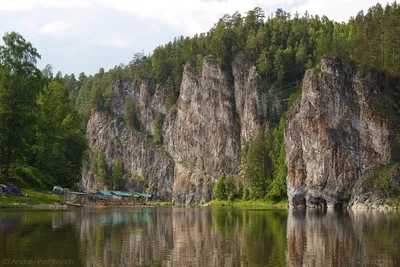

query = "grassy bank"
[0,188,287,209]
[205,199,288,208]
[0,189,62,208]
[149,201,173,206]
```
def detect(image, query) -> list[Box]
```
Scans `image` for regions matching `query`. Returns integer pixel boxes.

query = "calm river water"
[0,207,399,267]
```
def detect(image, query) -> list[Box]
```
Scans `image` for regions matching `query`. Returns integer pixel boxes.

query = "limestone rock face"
[82,111,174,200]
[163,57,263,204]
[232,55,262,144]
[82,56,263,203]
[285,57,395,208]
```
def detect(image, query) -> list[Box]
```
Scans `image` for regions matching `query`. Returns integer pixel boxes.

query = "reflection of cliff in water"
[77,208,174,266]
[286,209,400,267]
[76,207,288,267]
[1,208,399,266]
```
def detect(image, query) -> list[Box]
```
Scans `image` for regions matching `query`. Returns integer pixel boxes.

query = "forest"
[0,2,399,200]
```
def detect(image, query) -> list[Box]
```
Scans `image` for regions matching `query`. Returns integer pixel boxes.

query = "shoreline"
[1,199,399,210]
[0,201,173,209]
[202,200,289,209]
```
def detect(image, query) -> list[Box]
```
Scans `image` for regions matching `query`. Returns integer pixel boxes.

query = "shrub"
[112,159,122,190]
[125,98,140,130]
[97,152,107,183]
[214,173,236,200]
[152,113,164,144]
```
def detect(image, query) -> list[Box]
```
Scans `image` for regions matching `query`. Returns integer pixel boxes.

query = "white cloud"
[99,0,288,34]
[41,21,70,35]
[0,0,393,74]
[99,37,132,49]
[0,0,93,11]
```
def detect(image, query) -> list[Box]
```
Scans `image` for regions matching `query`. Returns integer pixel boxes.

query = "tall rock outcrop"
[163,56,264,204]
[82,111,175,200]
[82,56,264,203]
[163,60,241,204]
[285,57,399,208]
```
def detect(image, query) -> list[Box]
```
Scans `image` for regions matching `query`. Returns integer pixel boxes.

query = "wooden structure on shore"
[62,192,88,207]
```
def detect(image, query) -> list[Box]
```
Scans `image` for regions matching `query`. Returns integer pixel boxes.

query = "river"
[0,207,399,266]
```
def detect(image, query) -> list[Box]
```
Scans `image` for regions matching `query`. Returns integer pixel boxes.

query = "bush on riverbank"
[206,199,288,208]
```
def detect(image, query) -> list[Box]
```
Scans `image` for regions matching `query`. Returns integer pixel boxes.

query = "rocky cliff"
[285,57,400,208]
[82,55,265,203]
[83,54,399,206]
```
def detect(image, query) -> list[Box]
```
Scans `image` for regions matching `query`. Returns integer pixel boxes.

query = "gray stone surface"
[82,56,264,203]
[285,57,394,208]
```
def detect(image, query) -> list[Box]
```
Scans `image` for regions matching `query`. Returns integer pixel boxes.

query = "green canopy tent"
[112,191,133,200]
[134,193,152,201]
[97,190,112,200]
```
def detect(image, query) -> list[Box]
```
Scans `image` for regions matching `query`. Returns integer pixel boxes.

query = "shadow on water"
[0,207,399,266]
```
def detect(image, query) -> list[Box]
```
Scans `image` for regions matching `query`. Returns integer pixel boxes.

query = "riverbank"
[0,189,174,209]
[0,189,62,208]
[204,199,289,208]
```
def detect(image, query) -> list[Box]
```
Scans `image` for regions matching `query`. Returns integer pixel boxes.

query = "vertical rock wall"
[285,57,395,208]
[83,56,263,203]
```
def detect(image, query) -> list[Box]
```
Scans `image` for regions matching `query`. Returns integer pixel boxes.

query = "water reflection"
[286,209,400,267]
[0,208,399,266]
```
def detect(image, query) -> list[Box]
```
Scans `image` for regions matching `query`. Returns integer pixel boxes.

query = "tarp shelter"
[98,190,112,196]
[1,185,21,195]
[134,193,152,201]
[135,193,152,198]
[97,190,112,200]
[111,191,133,201]
[112,191,133,197]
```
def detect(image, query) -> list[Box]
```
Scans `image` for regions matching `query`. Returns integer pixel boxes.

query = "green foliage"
[97,152,107,184]
[206,199,288,207]
[214,173,237,201]
[285,89,301,108]
[244,117,287,202]
[125,98,140,130]
[0,32,87,189]
[0,189,62,206]
[112,158,122,190]
[32,80,87,186]
[149,201,173,206]
[0,32,42,179]
[266,116,287,201]
[133,173,146,186]
[152,113,164,144]
[129,172,148,193]
[245,132,270,198]
[13,166,46,189]
[196,54,204,72]
[242,187,250,200]
[355,162,400,200]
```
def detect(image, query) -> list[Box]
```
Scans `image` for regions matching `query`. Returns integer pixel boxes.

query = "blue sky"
[0,0,391,75]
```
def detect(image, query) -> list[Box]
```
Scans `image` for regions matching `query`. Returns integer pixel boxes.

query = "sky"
[0,0,392,75]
